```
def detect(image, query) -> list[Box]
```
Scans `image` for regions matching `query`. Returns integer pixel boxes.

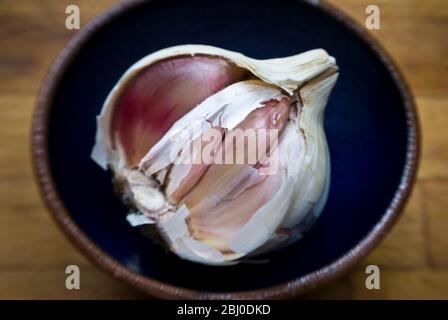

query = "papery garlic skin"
[92,45,338,265]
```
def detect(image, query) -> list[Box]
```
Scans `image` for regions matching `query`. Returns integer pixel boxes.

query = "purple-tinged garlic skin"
[112,56,247,167]
[92,45,338,265]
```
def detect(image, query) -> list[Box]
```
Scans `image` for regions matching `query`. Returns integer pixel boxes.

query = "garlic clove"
[164,126,225,203]
[280,70,338,229]
[180,99,290,250]
[106,55,247,167]
[234,70,339,255]
[188,171,281,252]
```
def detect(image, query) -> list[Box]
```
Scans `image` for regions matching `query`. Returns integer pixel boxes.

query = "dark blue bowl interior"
[48,0,408,292]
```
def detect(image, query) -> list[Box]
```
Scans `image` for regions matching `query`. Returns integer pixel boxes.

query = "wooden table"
[0,0,447,299]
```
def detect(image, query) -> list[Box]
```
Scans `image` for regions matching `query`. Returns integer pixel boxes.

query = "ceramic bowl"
[32,0,419,299]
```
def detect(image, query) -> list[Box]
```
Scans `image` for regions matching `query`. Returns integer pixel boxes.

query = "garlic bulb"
[92,45,338,265]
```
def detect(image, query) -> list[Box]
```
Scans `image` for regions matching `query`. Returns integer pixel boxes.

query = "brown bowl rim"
[32,0,420,299]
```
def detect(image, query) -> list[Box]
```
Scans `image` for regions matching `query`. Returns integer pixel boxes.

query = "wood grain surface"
[0,0,447,299]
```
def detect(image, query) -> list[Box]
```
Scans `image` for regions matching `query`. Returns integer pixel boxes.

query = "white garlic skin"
[92,45,338,265]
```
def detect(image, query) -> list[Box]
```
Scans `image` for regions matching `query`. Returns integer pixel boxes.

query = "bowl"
[32,0,419,299]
